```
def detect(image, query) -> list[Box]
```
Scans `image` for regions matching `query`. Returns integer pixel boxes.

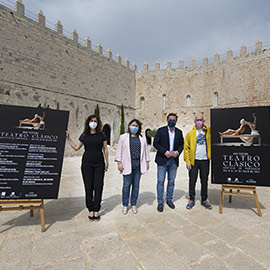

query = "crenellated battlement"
[1,0,270,146]
[0,1,137,147]
[7,1,268,74]
[4,0,137,71]
[141,40,269,72]
[136,39,270,135]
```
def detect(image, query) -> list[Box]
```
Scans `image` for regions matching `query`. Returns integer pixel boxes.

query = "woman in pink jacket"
[115,119,150,214]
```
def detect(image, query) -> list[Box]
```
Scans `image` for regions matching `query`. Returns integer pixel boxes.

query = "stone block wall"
[1,2,270,146]
[0,3,136,152]
[136,43,270,135]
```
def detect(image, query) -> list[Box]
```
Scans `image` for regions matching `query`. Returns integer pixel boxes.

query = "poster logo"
[222,153,261,173]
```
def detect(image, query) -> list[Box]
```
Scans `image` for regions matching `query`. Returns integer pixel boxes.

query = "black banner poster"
[211,106,270,186]
[0,104,69,199]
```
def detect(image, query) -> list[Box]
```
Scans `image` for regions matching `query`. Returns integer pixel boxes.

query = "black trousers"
[189,159,209,202]
[81,163,105,212]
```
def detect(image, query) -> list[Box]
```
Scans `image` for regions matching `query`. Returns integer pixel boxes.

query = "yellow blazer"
[184,125,211,166]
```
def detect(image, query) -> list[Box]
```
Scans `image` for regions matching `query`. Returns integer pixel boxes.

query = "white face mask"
[89,121,97,129]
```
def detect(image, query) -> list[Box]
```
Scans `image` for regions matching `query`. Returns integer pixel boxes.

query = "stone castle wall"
[135,42,270,135]
[0,2,136,152]
[1,1,270,146]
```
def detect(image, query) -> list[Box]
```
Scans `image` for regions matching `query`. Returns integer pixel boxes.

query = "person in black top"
[66,115,108,221]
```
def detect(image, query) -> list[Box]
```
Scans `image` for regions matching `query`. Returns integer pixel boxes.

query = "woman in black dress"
[66,115,108,221]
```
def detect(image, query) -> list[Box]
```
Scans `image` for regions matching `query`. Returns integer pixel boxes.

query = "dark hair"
[167,113,178,121]
[127,119,142,136]
[83,115,103,135]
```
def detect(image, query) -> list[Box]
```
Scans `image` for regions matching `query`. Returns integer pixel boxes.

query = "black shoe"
[157,203,163,212]
[88,216,95,222]
[166,200,175,209]
[94,215,101,222]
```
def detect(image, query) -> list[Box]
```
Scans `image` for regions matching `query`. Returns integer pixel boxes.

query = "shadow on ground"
[183,187,265,215]
[208,188,265,209]
[173,189,186,202]
[0,196,85,232]
[100,194,121,215]
[101,191,157,215]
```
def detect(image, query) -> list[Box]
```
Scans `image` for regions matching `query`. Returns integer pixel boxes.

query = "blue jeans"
[157,158,177,203]
[122,167,141,206]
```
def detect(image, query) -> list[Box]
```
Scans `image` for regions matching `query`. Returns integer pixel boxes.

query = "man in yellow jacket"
[184,114,212,210]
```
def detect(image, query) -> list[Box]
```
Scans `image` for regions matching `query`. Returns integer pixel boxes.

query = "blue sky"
[2,0,270,69]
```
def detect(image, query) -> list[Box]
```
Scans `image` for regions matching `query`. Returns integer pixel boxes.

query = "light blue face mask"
[129,125,139,134]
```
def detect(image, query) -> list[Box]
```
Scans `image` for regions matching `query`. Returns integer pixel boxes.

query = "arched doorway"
[145,128,151,145]
[103,124,111,145]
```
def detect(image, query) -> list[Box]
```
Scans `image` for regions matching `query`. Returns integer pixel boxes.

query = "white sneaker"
[122,206,128,215]
[132,206,138,214]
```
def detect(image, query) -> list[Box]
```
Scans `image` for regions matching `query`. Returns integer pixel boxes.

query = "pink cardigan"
[115,133,150,175]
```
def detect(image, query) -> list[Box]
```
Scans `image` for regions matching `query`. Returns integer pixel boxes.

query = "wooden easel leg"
[0,200,46,231]
[219,187,224,214]
[229,189,232,203]
[40,200,45,232]
[253,189,262,217]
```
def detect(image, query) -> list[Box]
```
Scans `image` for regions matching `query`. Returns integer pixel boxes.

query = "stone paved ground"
[0,150,270,270]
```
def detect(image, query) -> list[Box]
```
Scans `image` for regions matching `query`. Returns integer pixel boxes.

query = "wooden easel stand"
[0,199,45,232]
[219,184,262,216]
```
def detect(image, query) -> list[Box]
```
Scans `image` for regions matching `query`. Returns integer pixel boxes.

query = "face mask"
[129,125,139,134]
[168,120,176,127]
[89,121,97,129]
[195,120,203,128]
